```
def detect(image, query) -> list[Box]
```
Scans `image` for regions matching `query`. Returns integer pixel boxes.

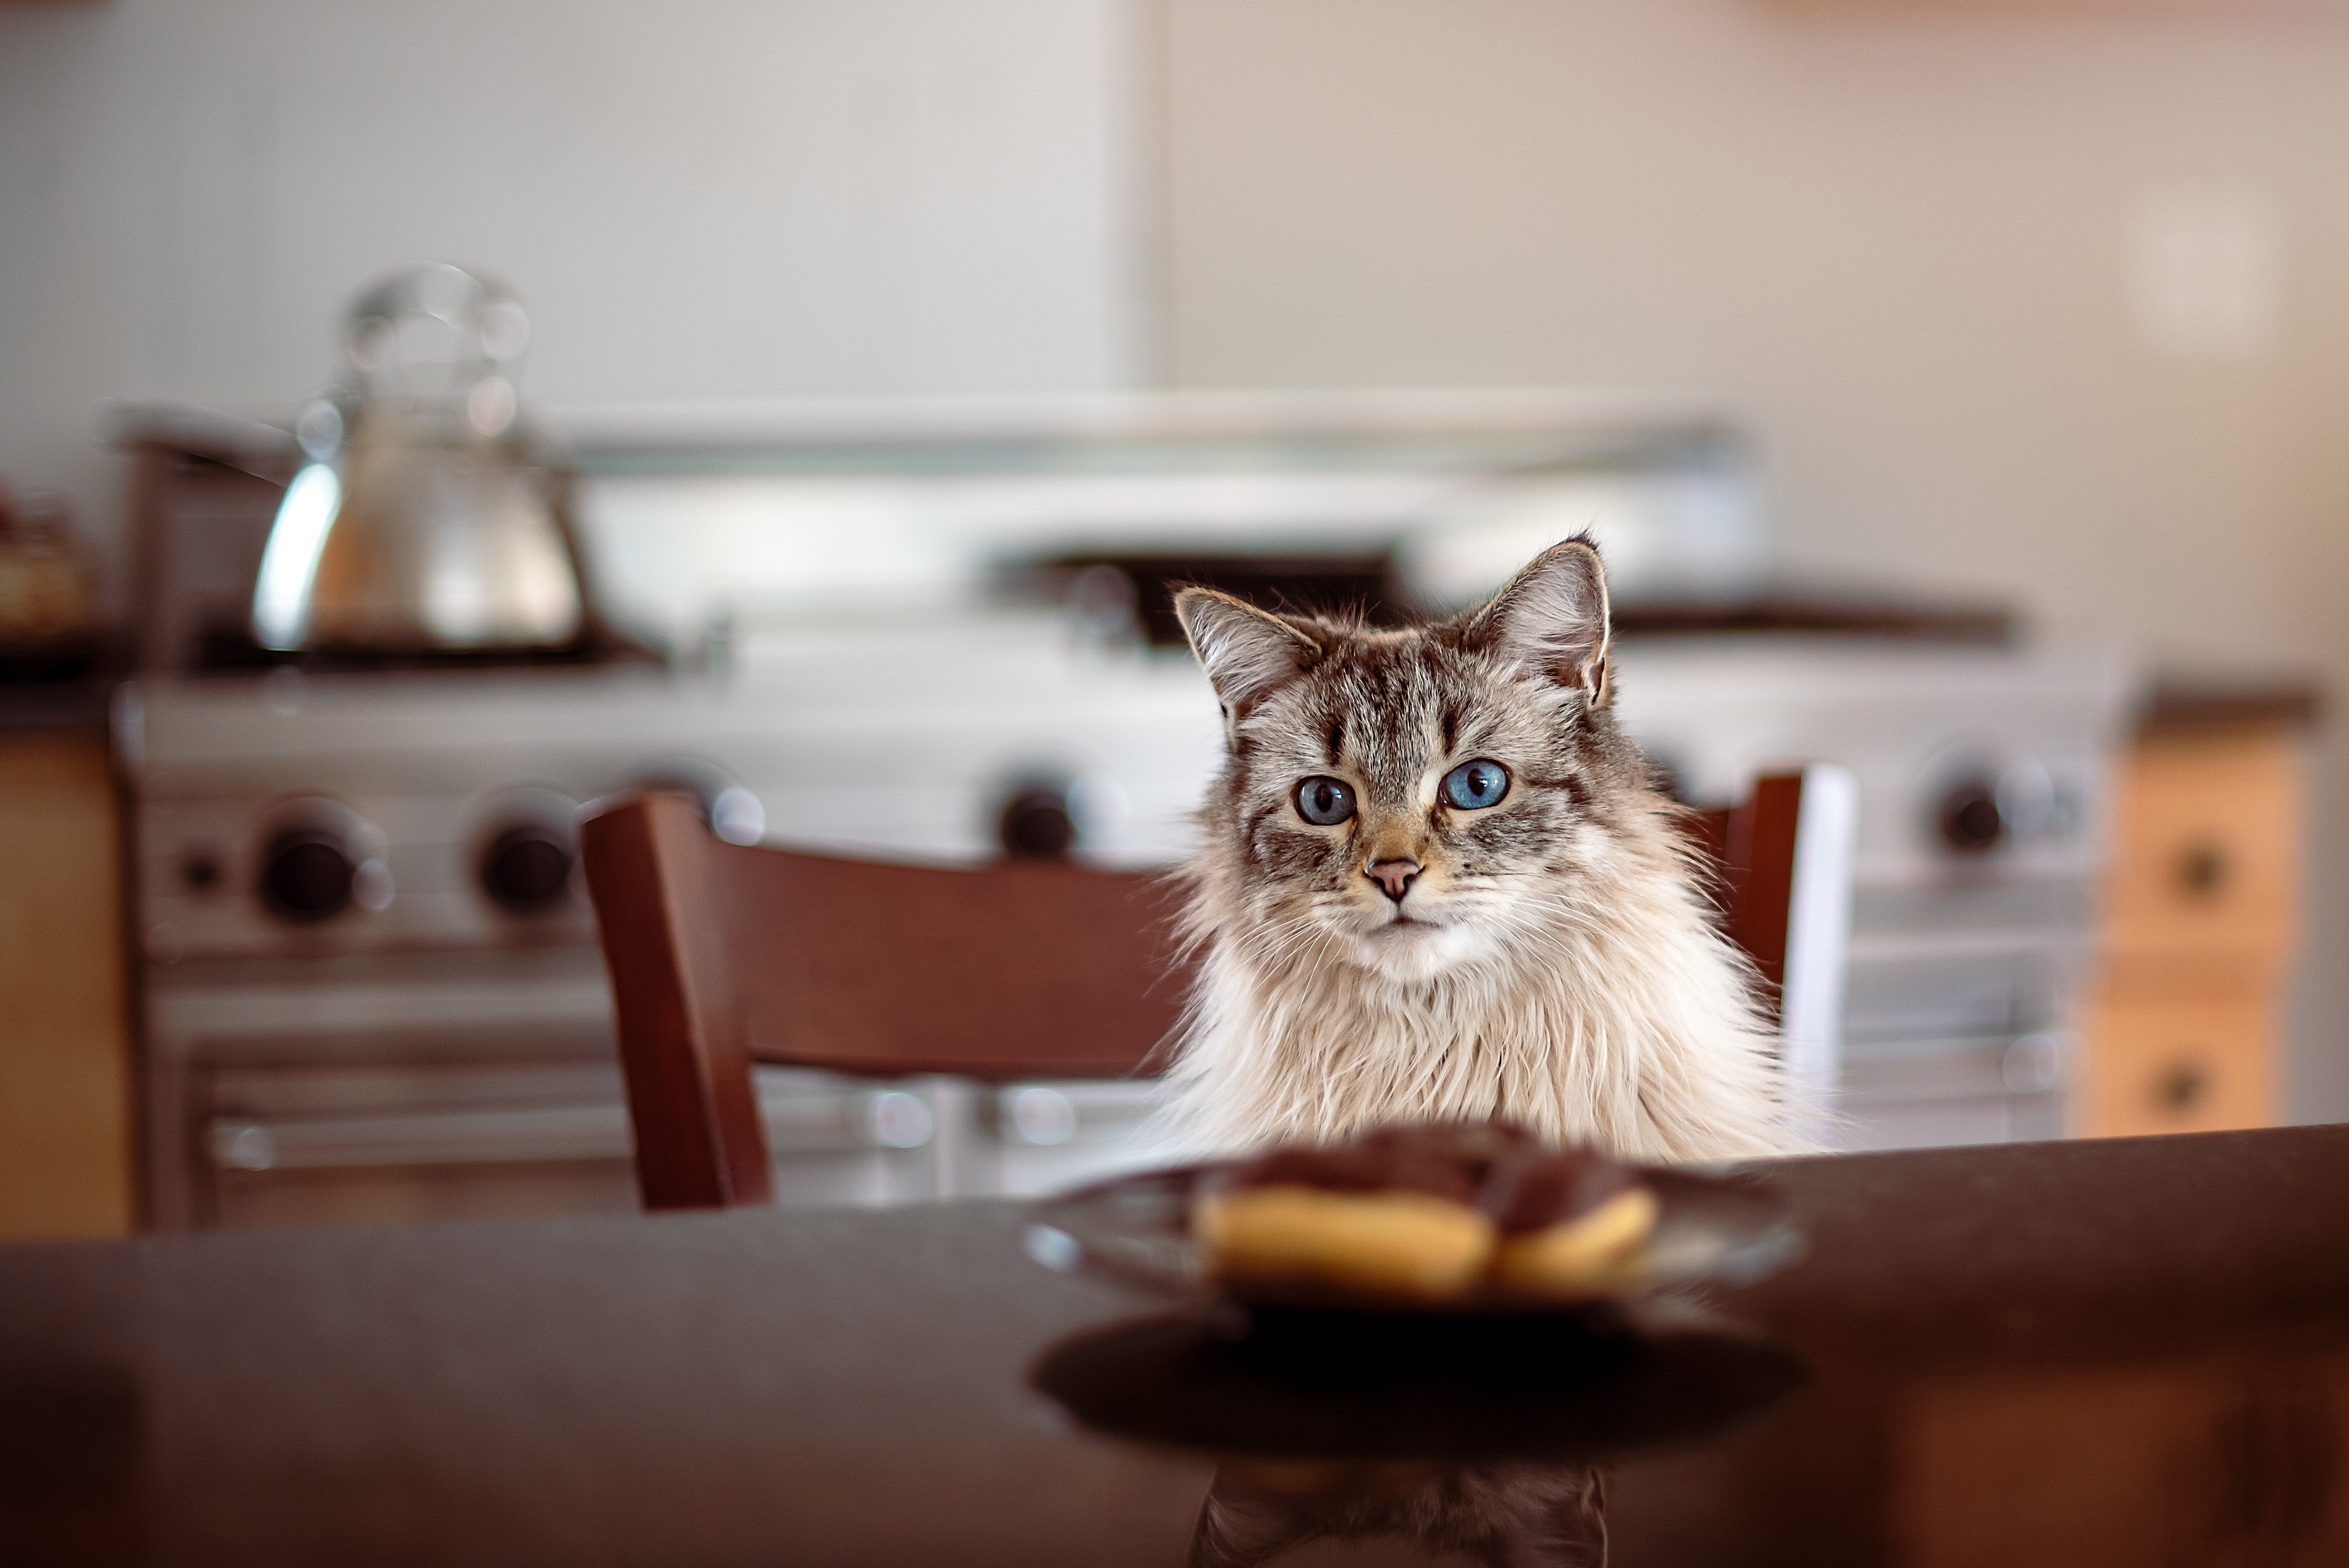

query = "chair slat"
[722,843,1193,1080]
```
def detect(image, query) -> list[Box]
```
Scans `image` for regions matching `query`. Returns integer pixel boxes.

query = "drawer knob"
[2176,841,2231,900]
[2157,1060,2210,1112]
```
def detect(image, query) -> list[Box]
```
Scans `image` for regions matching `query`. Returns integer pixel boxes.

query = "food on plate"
[1489,1149,1661,1297]
[1193,1184,1495,1301]
[1190,1124,1521,1300]
[1190,1122,1658,1303]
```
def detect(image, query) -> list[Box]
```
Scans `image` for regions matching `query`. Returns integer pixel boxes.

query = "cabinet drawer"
[0,734,134,1239]
[2104,733,2297,955]
[2079,991,2274,1138]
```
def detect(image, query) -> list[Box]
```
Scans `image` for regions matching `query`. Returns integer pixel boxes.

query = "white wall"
[0,0,1144,579]
[9,0,2345,1117]
[1158,0,2349,1121]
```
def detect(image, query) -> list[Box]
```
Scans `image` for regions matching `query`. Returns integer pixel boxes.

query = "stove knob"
[998,785,1075,860]
[259,829,356,923]
[481,824,575,914]
[1936,778,2007,857]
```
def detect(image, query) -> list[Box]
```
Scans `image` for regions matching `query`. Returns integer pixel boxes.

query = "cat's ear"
[1466,536,1613,703]
[1174,587,1323,724]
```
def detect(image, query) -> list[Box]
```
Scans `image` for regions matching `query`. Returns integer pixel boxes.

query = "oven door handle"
[208,1086,944,1173]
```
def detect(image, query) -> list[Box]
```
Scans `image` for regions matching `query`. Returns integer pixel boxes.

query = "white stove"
[118,391,2133,1230]
[1610,637,2129,1150]
[125,630,1223,1229]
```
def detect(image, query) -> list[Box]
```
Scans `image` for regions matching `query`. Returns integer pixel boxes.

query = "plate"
[1024,1160,1803,1313]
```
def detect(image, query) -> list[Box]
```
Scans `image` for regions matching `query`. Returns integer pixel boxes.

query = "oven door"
[149,948,940,1228]
[152,947,1173,1227]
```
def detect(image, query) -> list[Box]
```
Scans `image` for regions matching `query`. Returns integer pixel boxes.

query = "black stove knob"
[1936,779,2007,856]
[259,830,356,923]
[998,785,1075,860]
[482,824,575,913]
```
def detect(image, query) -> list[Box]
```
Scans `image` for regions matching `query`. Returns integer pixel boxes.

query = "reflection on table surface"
[1031,1298,1801,1566]
[0,1126,2345,1565]
[1192,1456,1607,1568]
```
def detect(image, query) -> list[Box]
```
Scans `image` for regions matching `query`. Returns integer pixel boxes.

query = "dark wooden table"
[5,1126,2348,1567]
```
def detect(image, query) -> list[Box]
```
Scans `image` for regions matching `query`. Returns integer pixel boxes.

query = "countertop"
[2139,676,2322,738]
[2,1124,2346,1566]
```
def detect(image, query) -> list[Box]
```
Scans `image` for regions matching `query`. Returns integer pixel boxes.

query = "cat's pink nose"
[1366,858,1422,903]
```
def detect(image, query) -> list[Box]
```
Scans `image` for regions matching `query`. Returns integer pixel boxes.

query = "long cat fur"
[1161,535,1796,1163]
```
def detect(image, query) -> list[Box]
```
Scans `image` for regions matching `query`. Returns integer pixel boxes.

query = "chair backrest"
[585,767,1855,1211]
[1695,764,1857,1134]
[581,792,1191,1209]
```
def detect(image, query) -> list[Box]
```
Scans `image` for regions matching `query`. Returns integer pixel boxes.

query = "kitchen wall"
[6,0,2344,1119]
[1155,0,2349,1124]
[0,0,1145,590]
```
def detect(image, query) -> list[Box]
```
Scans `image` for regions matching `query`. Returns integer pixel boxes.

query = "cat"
[1190,1456,1606,1568]
[1161,535,1795,1163]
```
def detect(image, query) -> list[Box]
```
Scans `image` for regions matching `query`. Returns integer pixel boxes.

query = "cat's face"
[1178,539,1649,986]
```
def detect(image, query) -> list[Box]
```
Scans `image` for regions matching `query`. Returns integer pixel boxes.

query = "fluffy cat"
[1162,536,1794,1163]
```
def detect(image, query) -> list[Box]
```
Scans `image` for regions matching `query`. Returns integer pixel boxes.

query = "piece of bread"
[1191,1124,1525,1302]
[1193,1185,1496,1301]
[1490,1187,1659,1296]
[1489,1150,1660,1297]
[1191,1123,1661,1304]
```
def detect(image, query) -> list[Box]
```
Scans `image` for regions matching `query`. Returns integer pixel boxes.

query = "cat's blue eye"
[1442,759,1510,810]
[1294,776,1357,826]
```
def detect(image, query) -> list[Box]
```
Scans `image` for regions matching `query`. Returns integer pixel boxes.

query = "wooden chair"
[584,767,1854,1212]
[580,793,1193,1210]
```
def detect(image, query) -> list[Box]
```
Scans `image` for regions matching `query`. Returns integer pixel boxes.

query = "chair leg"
[916,1075,976,1201]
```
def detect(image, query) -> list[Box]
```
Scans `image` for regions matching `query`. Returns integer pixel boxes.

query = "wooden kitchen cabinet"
[2082,984,2276,1138]
[2101,731,2297,960]
[0,729,136,1239]
[2079,694,2311,1139]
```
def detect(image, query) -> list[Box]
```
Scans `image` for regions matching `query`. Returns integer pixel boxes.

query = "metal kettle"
[252,263,586,654]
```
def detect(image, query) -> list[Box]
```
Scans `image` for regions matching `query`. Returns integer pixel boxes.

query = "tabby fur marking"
[1163,535,1796,1163]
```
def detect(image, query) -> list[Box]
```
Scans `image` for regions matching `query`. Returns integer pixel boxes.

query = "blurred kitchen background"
[0,0,2342,1238]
